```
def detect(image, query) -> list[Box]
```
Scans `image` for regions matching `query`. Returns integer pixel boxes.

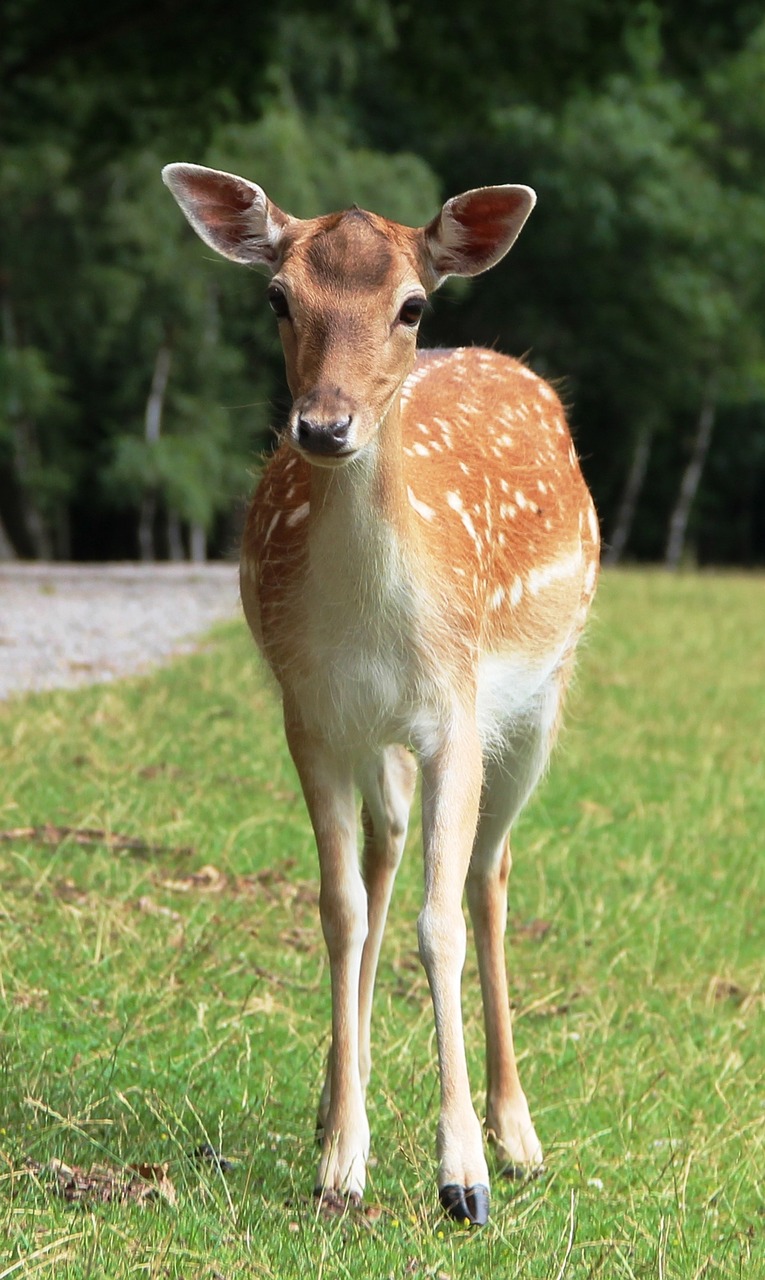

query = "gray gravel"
[0,562,241,700]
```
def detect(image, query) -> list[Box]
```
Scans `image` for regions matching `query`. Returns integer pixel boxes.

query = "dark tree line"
[2,0,764,564]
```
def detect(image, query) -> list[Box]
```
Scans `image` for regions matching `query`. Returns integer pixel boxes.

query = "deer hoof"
[313,1186,361,1215]
[439,1182,490,1226]
[500,1159,546,1182]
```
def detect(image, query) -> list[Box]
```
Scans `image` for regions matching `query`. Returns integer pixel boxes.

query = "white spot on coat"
[286,502,310,527]
[447,490,480,547]
[527,546,583,596]
[407,486,435,522]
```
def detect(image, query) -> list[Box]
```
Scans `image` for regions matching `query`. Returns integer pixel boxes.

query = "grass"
[0,569,763,1278]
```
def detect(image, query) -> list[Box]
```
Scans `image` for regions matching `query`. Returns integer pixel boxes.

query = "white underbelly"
[475,646,566,754]
[293,640,447,754]
[293,637,567,761]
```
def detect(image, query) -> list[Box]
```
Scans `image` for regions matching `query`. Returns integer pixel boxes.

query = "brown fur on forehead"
[289,209,422,292]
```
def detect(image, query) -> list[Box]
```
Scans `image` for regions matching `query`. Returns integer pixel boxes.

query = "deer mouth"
[286,433,360,467]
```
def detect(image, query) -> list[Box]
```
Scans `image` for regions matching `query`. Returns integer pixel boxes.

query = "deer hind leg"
[284,714,369,1205]
[466,670,568,1178]
[316,745,417,1134]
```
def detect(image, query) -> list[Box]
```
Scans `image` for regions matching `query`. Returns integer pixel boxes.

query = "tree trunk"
[603,426,653,566]
[1,292,54,559]
[0,509,18,560]
[189,522,207,563]
[145,342,172,444]
[10,417,54,559]
[53,505,71,560]
[138,494,157,562]
[167,510,185,561]
[665,391,717,570]
[138,341,173,560]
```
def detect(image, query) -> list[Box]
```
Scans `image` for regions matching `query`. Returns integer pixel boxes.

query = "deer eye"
[267,284,290,319]
[397,296,426,327]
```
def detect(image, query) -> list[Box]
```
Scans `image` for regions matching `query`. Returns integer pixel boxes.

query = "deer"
[162,162,600,1226]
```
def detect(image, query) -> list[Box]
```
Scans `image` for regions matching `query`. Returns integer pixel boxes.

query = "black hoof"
[313,1186,361,1215]
[191,1143,235,1173]
[439,1182,490,1226]
[500,1161,546,1182]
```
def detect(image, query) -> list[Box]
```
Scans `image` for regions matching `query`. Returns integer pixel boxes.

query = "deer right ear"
[162,163,292,269]
[422,184,536,286]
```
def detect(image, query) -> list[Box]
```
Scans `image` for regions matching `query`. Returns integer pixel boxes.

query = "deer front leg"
[418,717,490,1225]
[357,746,417,1098]
[316,745,417,1135]
[284,713,369,1205]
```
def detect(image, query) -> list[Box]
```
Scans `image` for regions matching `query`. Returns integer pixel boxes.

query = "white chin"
[288,442,359,469]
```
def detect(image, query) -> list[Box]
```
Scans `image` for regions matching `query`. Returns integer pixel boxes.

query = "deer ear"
[162,163,291,269]
[423,185,536,284]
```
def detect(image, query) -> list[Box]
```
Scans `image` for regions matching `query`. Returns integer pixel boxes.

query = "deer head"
[162,164,535,465]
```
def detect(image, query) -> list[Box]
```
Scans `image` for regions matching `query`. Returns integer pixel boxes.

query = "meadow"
[1,570,763,1279]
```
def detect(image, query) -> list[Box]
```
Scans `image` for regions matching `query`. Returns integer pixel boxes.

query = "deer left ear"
[162,162,293,269]
[423,185,536,285]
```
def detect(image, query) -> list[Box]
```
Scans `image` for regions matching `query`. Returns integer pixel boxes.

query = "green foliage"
[0,345,69,438]
[488,71,761,403]
[1,571,763,1275]
[207,105,441,224]
[2,2,765,560]
[107,416,244,528]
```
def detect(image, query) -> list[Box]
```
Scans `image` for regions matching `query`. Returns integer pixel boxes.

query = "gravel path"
[0,562,241,700]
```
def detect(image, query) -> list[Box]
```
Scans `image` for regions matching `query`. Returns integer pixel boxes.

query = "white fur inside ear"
[438,198,471,252]
[162,162,284,268]
[427,184,536,283]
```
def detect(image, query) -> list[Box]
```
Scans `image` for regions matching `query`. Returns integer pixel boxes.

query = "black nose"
[296,414,352,456]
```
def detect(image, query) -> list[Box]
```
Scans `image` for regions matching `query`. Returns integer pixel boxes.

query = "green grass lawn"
[1,570,763,1279]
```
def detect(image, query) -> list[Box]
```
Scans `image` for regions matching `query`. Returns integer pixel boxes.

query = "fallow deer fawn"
[163,163,600,1225]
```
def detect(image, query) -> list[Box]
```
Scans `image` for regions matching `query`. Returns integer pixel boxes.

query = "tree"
[3,0,765,562]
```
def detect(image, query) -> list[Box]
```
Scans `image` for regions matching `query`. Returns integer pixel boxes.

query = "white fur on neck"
[291,447,451,756]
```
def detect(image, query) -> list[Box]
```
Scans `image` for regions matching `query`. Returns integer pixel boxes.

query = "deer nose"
[296,414,353,456]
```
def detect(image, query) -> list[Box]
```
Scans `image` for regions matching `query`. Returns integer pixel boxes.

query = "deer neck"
[304,398,410,600]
